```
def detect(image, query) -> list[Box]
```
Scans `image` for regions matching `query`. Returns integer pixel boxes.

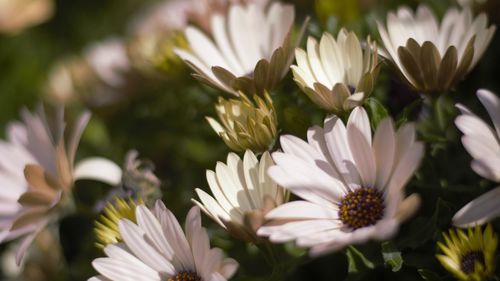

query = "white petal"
[185,206,211,276]
[74,157,122,186]
[343,32,363,86]
[215,161,253,212]
[373,118,396,189]
[347,107,372,145]
[194,189,231,227]
[395,123,417,166]
[228,5,261,72]
[211,15,245,75]
[471,158,500,182]
[293,49,316,88]
[323,115,361,186]
[259,219,341,243]
[118,219,175,274]
[242,150,262,209]
[347,123,376,187]
[92,257,161,281]
[265,200,338,220]
[319,32,344,86]
[153,200,195,270]
[206,170,243,222]
[258,151,280,202]
[185,27,230,70]
[103,244,154,272]
[218,258,239,279]
[461,135,499,161]
[306,37,330,86]
[67,111,91,166]
[477,89,500,137]
[271,152,345,202]
[135,206,175,260]
[455,114,498,151]
[386,142,424,193]
[453,186,500,228]
[280,135,329,167]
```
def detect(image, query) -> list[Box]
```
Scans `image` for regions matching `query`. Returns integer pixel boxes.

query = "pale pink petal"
[265,200,338,220]
[347,124,377,187]
[323,115,361,186]
[373,118,396,189]
[153,201,194,270]
[453,186,500,228]
[92,258,161,281]
[271,152,345,203]
[477,89,500,138]
[135,206,175,260]
[118,219,175,274]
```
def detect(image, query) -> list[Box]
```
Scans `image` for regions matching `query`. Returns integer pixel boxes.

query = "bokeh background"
[0,0,499,280]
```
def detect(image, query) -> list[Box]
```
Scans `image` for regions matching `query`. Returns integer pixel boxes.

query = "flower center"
[338,187,385,230]
[167,271,202,281]
[460,251,485,274]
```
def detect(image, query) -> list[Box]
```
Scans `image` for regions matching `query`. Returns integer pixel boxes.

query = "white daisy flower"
[187,0,272,34]
[90,201,238,281]
[377,5,495,93]
[193,150,287,242]
[0,106,122,264]
[175,2,305,96]
[453,90,500,227]
[291,29,379,113]
[258,107,424,256]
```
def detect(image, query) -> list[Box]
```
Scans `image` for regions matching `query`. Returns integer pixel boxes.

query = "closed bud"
[207,92,278,153]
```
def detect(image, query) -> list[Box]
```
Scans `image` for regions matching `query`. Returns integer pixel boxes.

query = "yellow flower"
[206,92,278,153]
[436,224,498,281]
[94,198,143,248]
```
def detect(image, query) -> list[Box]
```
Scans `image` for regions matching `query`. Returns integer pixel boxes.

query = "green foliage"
[381,242,403,272]
[346,246,375,273]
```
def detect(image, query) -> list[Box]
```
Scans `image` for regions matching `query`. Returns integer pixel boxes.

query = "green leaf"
[381,242,403,272]
[346,246,375,273]
[418,269,443,281]
[364,98,389,130]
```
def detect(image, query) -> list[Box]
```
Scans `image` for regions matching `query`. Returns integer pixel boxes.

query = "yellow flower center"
[94,198,143,248]
[338,187,385,229]
[167,271,202,281]
[460,251,485,274]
